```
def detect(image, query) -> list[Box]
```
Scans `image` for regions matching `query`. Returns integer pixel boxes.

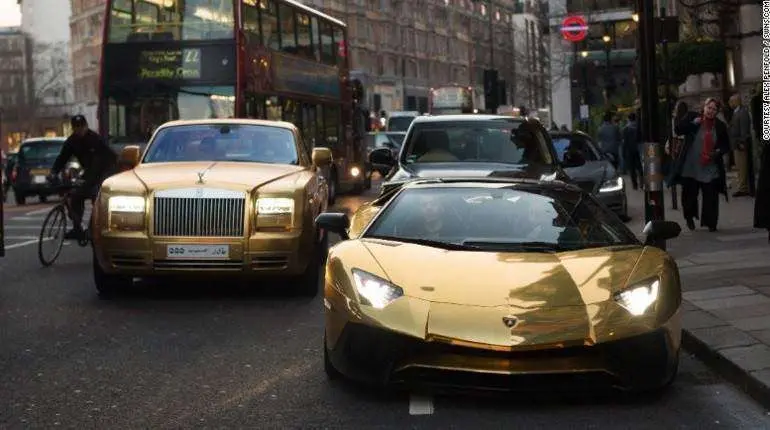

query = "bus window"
[323,105,340,147]
[296,13,313,59]
[310,17,321,62]
[283,98,299,128]
[315,105,325,147]
[242,0,260,44]
[319,22,334,65]
[278,3,296,55]
[333,25,346,66]
[259,0,280,50]
[266,96,282,121]
[301,103,317,148]
[108,0,235,43]
[109,0,133,42]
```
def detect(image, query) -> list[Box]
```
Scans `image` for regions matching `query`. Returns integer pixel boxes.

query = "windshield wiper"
[460,239,571,252]
[366,235,480,251]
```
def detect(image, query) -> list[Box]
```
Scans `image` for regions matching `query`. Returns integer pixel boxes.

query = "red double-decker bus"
[98,0,370,198]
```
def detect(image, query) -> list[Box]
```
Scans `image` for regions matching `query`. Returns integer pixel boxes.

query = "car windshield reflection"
[364,186,639,250]
[142,124,299,165]
[401,119,554,166]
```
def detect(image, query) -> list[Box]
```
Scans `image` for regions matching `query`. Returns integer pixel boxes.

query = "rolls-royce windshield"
[142,124,299,165]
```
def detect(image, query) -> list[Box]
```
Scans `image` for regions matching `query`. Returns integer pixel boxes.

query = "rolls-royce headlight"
[108,196,145,213]
[256,197,294,214]
[352,269,404,309]
[599,176,624,193]
[614,277,660,316]
[107,196,146,231]
[256,197,295,230]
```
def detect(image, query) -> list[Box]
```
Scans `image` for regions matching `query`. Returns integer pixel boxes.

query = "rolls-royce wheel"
[92,249,133,298]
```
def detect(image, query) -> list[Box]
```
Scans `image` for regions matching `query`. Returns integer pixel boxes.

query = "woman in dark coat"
[666,98,730,231]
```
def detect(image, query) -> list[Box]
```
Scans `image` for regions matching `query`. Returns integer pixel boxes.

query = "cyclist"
[49,115,119,240]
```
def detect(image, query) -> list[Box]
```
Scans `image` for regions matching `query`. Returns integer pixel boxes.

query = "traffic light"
[484,69,499,112]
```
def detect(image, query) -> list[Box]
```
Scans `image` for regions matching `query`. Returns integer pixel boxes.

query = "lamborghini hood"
[361,239,644,308]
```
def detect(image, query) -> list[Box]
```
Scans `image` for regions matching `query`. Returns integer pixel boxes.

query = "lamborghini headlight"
[600,176,624,193]
[614,278,660,316]
[256,197,295,229]
[352,269,404,309]
[107,196,146,231]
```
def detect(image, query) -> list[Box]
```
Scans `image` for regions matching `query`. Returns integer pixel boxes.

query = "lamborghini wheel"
[631,352,679,398]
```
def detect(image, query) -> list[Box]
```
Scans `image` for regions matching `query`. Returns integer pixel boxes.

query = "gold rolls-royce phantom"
[91,119,332,297]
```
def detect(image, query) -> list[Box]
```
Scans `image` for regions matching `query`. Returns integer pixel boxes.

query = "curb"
[682,328,770,410]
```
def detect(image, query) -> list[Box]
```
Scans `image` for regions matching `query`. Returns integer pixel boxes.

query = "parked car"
[549,130,629,221]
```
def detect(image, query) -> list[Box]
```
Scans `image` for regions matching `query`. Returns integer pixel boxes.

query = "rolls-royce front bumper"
[93,231,314,277]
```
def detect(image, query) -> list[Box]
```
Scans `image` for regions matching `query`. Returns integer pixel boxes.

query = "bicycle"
[38,179,94,267]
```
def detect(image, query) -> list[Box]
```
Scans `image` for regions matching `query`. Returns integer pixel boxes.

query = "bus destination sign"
[431,86,472,109]
[138,48,202,80]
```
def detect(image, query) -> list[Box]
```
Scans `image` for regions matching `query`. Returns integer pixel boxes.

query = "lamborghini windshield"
[364,185,638,251]
[142,124,299,164]
[401,119,554,166]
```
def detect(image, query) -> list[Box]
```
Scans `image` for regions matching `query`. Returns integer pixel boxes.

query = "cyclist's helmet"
[71,114,87,128]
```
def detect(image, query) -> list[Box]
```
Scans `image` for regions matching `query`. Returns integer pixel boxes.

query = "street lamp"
[580,50,588,58]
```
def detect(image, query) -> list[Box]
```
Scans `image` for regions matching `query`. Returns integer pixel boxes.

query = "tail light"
[10,167,17,181]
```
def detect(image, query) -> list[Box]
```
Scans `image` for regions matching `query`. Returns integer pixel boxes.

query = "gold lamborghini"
[316,177,683,394]
[92,119,332,297]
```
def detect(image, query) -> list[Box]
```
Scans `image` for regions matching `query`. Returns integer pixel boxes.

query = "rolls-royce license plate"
[166,244,229,259]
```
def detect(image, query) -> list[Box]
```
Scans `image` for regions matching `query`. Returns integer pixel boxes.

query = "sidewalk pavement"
[624,175,770,406]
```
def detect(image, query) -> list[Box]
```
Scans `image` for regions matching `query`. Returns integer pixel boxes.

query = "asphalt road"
[2,183,770,429]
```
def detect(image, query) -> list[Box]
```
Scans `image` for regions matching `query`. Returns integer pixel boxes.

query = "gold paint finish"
[325,238,682,354]
[92,119,329,278]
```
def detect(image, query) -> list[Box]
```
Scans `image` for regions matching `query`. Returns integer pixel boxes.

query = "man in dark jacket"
[49,115,119,239]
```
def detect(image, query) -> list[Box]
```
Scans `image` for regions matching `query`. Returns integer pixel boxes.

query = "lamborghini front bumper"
[325,319,681,393]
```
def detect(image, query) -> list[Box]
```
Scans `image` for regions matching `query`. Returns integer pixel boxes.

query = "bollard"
[643,141,667,250]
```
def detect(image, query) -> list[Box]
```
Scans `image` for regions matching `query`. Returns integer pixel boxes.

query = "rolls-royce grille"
[153,188,246,237]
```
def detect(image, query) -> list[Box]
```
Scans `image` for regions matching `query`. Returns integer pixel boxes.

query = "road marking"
[408,394,434,415]
[5,239,39,250]
[4,237,59,250]
[3,226,43,230]
[4,236,37,240]
[25,207,53,215]
[7,216,45,221]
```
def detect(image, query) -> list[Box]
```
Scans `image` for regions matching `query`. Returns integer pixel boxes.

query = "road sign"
[561,15,588,42]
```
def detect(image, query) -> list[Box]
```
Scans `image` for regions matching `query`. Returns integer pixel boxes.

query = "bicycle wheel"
[38,205,67,267]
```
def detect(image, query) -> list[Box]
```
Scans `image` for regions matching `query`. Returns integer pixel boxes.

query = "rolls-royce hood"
[131,161,305,191]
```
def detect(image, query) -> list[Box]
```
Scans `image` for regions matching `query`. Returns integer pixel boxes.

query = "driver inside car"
[413,130,458,162]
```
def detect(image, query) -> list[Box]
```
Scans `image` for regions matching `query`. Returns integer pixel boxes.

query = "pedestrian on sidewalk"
[754,133,770,243]
[728,93,754,197]
[667,98,730,232]
[597,112,622,170]
[622,112,642,190]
